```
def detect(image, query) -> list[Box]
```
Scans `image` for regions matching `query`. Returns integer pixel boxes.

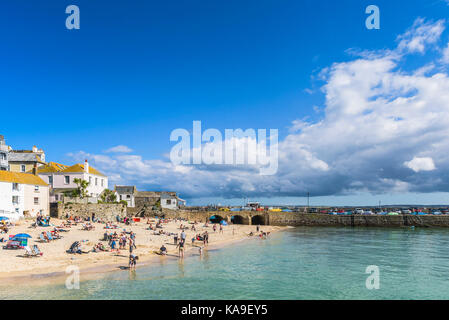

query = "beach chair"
[32,245,43,256]
[3,240,22,250]
[24,246,36,257]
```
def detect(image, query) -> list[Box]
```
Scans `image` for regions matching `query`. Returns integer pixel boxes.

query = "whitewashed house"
[161,192,186,210]
[35,160,108,202]
[0,171,49,221]
[114,185,136,207]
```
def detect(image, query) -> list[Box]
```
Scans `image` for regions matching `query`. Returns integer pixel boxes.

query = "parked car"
[354,208,364,215]
[401,209,412,214]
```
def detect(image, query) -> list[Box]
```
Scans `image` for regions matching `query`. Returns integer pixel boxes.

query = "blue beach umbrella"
[0,217,9,221]
[13,233,32,239]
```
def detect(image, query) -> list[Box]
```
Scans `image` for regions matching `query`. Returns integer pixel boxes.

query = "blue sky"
[3,1,449,206]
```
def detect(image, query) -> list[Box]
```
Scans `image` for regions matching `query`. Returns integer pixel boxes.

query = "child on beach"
[129,254,138,269]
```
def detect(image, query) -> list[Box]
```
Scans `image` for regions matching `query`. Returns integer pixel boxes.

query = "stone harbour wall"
[154,210,449,228]
[50,203,127,221]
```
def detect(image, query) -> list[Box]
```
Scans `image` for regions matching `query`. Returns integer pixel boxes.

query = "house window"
[15,208,19,213]
[55,194,59,201]
[21,165,26,172]
[127,195,131,199]
[120,195,123,201]
[95,178,98,186]
[65,176,70,184]
[101,179,104,187]
[89,177,92,184]
[35,185,39,192]
[12,196,19,205]
[166,200,171,205]
[12,183,19,191]
[48,176,53,184]
[34,197,39,205]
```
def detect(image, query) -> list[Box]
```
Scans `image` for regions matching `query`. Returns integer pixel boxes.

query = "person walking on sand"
[213,224,217,233]
[181,230,186,243]
[219,224,223,234]
[130,231,136,249]
[256,225,260,232]
[174,234,178,245]
[129,238,135,255]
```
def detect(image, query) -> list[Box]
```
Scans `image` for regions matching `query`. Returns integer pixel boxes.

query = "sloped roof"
[61,164,106,177]
[0,171,48,187]
[135,191,160,198]
[30,162,68,174]
[115,186,136,194]
[135,191,177,198]
[8,153,45,164]
[30,161,106,177]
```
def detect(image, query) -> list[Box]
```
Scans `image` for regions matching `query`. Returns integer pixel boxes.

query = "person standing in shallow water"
[177,239,185,258]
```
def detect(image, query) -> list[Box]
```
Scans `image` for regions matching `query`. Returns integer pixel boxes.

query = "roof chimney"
[84,159,89,173]
[32,146,37,153]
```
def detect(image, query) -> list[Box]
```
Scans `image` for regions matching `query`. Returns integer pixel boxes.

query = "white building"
[35,160,108,202]
[0,135,8,171]
[161,192,186,210]
[0,171,49,221]
[114,185,136,207]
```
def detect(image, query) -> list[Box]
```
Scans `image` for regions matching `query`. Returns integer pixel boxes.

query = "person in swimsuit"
[177,240,185,258]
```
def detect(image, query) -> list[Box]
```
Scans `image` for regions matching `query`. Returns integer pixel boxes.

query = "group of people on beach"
[7,213,261,274]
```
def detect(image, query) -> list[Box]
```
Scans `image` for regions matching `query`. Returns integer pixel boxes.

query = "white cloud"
[67,18,449,199]
[396,18,445,54]
[441,43,449,64]
[404,157,436,172]
[105,145,133,153]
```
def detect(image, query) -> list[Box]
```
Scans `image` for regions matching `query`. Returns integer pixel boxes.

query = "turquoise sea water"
[2,226,449,299]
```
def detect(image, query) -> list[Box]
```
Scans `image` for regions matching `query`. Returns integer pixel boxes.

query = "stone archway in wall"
[251,214,266,226]
[209,215,225,224]
[231,215,246,225]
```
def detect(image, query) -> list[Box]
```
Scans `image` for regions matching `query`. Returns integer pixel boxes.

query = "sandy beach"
[0,218,283,285]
